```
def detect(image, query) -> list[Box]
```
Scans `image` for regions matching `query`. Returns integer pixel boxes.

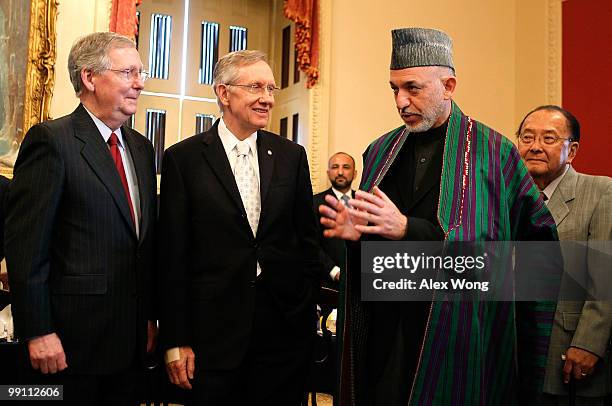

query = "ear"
[216,84,231,107]
[566,141,579,164]
[441,76,457,100]
[81,68,95,92]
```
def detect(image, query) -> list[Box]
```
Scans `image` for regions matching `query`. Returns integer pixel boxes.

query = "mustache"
[399,106,421,116]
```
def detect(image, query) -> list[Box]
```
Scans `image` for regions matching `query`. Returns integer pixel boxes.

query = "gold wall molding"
[309,78,322,191]
[307,0,331,192]
[22,0,58,139]
[547,0,562,105]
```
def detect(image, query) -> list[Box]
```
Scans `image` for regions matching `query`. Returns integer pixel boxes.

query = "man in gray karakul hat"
[319,28,558,405]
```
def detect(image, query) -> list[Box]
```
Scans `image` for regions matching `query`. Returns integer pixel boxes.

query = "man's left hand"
[348,186,407,240]
[563,347,599,383]
[147,321,158,354]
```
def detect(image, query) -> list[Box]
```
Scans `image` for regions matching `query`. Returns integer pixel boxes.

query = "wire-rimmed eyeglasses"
[107,67,150,82]
[517,133,574,145]
[226,83,280,96]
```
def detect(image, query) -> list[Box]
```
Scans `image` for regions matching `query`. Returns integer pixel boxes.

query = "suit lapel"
[123,126,150,243]
[200,125,247,216]
[72,105,137,237]
[257,131,275,207]
[548,167,577,227]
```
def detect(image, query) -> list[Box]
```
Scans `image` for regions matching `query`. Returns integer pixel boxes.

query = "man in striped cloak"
[319,28,559,405]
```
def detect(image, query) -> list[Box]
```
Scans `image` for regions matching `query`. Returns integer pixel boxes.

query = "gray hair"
[212,50,268,111]
[68,32,136,96]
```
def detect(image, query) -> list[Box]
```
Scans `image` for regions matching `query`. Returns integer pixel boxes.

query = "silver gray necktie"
[341,194,351,208]
[234,141,261,275]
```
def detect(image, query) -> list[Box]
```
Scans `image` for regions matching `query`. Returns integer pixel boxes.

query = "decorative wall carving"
[23,0,58,138]
[0,0,57,175]
[547,0,562,105]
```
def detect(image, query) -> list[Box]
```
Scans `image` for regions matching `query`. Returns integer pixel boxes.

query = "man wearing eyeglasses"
[6,32,157,403]
[517,106,612,406]
[158,50,320,405]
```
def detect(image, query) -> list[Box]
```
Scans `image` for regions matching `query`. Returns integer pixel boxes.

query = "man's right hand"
[166,346,195,389]
[319,194,363,241]
[27,333,68,374]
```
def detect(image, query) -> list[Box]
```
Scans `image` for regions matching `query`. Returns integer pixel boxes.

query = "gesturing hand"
[348,187,408,240]
[319,194,364,241]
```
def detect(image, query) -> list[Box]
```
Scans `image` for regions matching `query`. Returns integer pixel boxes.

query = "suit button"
[253,242,258,249]
[249,280,256,287]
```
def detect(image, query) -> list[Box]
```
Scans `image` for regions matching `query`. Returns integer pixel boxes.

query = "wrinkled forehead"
[389,65,442,84]
[107,46,143,67]
[235,60,275,83]
[522,110,570,134]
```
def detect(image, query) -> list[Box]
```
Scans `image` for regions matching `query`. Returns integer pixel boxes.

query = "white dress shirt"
[218,118,260,184]
[541,164,570,204]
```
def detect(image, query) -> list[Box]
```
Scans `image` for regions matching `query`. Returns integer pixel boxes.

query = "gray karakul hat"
[390,28,454,71]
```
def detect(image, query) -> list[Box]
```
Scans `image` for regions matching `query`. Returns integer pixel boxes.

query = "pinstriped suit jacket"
[543,166,612,396]
[6,104,157,374]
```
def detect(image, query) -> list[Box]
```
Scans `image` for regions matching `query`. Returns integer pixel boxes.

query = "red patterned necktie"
[108,132,135,225]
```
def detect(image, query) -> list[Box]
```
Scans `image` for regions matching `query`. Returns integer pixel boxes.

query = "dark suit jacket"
[312,188,353,289]
[6,104,157,374]
[158,122,321,370]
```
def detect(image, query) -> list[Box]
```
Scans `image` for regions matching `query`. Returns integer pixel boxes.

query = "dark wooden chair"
[303,286,338,406]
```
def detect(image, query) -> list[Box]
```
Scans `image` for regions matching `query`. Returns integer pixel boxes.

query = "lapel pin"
[267,150,272,156]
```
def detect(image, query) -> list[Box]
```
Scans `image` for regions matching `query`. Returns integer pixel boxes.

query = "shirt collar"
[218,118,258,157]
[541,164,570,201]
[331,187,350,200]
[83,105,124,147]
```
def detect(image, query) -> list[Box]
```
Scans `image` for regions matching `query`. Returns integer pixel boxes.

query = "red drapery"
[283,0,319,88]
[109,0,142,41]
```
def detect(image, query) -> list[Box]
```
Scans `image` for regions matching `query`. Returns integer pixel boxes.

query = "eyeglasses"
[518,133,573,145]
[226,83,280,96]
[107,67,150,82]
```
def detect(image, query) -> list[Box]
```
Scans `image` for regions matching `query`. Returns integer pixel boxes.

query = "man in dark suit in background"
[313,152,357,288]
[6,32,157,404]
[159,50,321,405]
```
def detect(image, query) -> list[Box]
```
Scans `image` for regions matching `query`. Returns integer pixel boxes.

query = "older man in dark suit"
[6,32,157,403]
[313,152,357,288]
[158,50,321,405]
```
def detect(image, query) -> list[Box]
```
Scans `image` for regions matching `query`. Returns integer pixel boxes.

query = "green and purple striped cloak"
[338,102,558,405]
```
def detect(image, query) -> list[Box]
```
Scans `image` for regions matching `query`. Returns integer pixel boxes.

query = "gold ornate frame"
[1,0,58,176]
[23,0,58,142]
